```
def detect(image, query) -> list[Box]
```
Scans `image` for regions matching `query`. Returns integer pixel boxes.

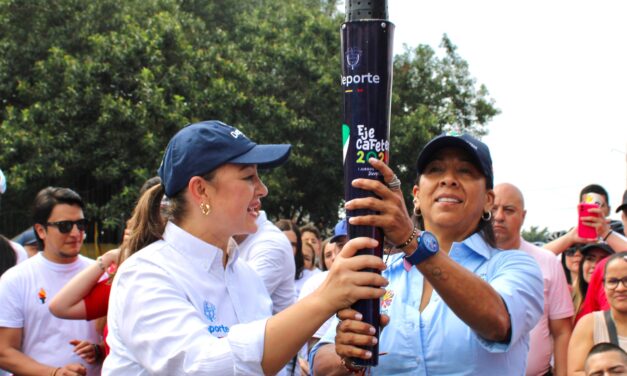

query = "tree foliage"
[522,226,551,243]
[0,0,499,239]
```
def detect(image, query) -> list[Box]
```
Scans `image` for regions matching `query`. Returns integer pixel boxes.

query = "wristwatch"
[404,231,439,265]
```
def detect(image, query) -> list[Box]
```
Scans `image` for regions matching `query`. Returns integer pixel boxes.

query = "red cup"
[578,202,599,239]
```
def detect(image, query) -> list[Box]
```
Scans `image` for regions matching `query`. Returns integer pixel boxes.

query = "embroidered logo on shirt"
[380,289,394,312]
[38,288,46,304]
[203,301,216,322]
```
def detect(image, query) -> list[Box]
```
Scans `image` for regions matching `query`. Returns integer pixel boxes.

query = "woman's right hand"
[334,308,390,361]
[315,237,387,314]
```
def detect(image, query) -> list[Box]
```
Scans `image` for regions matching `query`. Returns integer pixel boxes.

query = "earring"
[414,207,422,217]
[482,211,492,221]
[200,202,211,216]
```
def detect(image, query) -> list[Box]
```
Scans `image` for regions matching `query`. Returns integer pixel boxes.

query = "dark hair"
[276,219,304,280]
[32,187,84,249]
[139,176,162,196]
[413,175,497,248]
[580,184,609,204]
[0,235,17,276]
[604,251,627,279]
[300,224,321,240]
[585,342,627,368]
[576,260,590,305]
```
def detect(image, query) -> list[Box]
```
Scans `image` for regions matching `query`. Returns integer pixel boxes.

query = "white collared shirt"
[103,222,272,375]
[237,211,295,314]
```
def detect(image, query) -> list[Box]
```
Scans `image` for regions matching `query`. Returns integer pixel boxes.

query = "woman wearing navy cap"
[102,121,387,375]
[311,132,545,375]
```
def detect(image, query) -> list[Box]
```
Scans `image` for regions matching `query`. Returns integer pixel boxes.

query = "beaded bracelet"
[395,226,418,250]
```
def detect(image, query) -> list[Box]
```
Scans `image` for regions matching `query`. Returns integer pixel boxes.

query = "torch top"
[345,0,388,22]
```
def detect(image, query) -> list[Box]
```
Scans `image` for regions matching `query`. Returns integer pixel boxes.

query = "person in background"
[302,242,317,271]
[545,184,627,256]
[573,243,614,319]
[584,342,627,376]
[562,244,584,287]
[11,227,38,258]
[319,237,335,271]
[492,183,573,376]
[618,190,627,236]
[568,252,627,375]
[311,132,543,375]
[296,219,348,376]
[102,120,387,375]
[0,235,18,276]
[0,187,101,376]
[235,208,296,315]
[301,224,322,265]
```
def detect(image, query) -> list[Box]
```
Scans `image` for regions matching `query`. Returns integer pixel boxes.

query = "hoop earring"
[482,211,492,221]
[200,202,211,216]
[414,207,422,218]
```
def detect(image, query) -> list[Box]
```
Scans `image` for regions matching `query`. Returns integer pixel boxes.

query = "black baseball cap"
[158,120,291,197]
[580,242,614,256]
[416,131,494,188]
[616,189,627,213]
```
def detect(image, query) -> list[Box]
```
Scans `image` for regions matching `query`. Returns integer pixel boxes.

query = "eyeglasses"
[564,249,576,257]
[45,219,88,234]
[604,277,627,290]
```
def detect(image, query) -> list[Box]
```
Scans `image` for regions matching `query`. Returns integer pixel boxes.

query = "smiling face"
[583,248,610,283]
[605,256,627,313]
[35,203,85,264]
[414,147,494,241]
[205,164,268,237]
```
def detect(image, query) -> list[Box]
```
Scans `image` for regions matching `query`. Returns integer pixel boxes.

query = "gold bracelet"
[395,226,418,249]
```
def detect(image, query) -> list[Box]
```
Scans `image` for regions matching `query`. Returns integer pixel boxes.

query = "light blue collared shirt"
[310,233,544,375]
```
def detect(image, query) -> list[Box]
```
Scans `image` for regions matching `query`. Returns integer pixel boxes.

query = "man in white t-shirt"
[0,187,101,376]
[236,210,296,314]
[493,183,574,376]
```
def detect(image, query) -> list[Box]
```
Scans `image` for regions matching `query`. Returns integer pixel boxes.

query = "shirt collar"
[454,232,492,259]
[163,221,240,269]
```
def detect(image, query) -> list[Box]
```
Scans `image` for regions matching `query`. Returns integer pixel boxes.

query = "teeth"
[437,197,461,203]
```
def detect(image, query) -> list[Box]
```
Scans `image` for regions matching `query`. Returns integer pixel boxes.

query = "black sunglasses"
[45,219,88,234]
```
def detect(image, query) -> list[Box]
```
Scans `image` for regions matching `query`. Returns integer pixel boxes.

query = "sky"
[382,0,627,232]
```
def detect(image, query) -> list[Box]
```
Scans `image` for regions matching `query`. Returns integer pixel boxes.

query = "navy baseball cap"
[158,120,292,197]
[330,219,348,243]
[416,131,494,188]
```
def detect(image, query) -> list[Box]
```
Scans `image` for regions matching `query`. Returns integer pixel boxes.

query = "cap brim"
[230,144,292,169]
[581,243,614,255]
[416,136,482,174]
[330,234,347,243]
[616,203,627,213]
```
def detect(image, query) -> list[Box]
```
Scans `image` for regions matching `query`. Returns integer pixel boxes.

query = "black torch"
[341,0,394,368]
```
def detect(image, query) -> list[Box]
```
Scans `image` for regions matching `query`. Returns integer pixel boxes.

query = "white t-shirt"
[298,271,332,339]
[294,268,321,301]
[103,222,273,375]
[0,253,101,375]
[237,211,296,314]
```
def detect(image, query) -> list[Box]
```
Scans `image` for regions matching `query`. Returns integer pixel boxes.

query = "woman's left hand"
[345,158,415,246]
[334,308,390,361]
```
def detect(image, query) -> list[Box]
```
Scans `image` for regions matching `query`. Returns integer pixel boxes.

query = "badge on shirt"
[381,289,394,314]
[38,288,47,304]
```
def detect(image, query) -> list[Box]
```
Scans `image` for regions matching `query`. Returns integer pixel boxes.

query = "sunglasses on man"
[45,219,88,234]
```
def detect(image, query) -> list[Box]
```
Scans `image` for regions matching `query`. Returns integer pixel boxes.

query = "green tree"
[522,226,551,243]
[0,0,499,239]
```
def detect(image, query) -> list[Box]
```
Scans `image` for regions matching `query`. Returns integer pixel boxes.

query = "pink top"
[519,240,574,376]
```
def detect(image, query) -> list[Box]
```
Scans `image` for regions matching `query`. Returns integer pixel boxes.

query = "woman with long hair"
[101,121,387,375]
[568,251,627,374]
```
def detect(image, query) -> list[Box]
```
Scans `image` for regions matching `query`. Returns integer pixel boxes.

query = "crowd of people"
[0,120,626,375]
